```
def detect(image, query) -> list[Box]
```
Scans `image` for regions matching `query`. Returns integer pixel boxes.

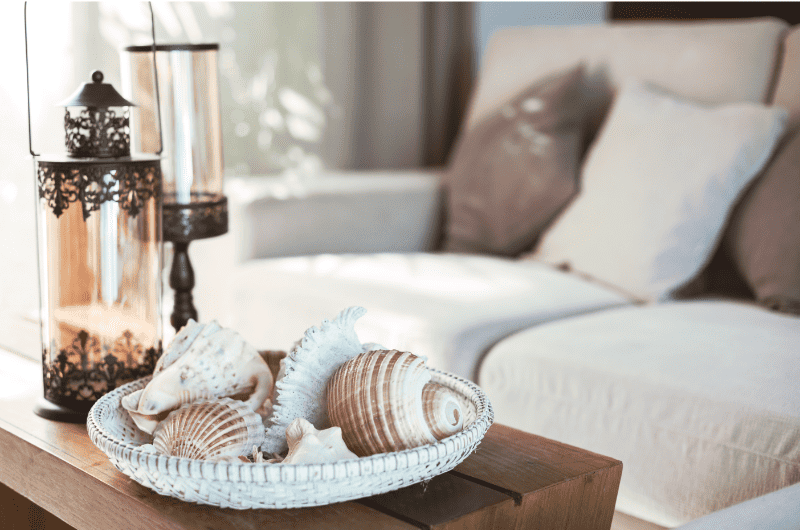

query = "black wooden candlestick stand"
[163,193,228,332]
[169,241,197,330]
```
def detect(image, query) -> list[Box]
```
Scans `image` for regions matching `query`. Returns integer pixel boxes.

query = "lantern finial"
[61,71,133,158]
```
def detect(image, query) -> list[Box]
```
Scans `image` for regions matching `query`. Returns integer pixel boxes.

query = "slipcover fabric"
[467,18,787,138]
[479,301,800,527]
[771,25,800,129]
[226,253,630,380]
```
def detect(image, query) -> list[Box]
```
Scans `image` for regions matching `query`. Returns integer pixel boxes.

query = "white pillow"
[533,81,787,301]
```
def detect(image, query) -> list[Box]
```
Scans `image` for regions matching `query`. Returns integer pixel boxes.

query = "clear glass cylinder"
[122,44,224,206]
[35,156,162,413]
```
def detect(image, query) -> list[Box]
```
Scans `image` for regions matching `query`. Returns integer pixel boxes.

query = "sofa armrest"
[226,170,444,261]
[674,483,800,530]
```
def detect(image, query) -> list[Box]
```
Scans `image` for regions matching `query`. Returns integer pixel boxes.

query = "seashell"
[251,445,265,463]
[326,349,464,457]
[422,383,465,440]
[282,418,358,465]
[262,306,373,453]
[122,320,273,434]
[254,397,274,422]
[121,389,164,434]
[209,455,251,463]
[152,398,265,460]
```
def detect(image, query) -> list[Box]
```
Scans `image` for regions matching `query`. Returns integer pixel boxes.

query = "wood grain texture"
[0,482,75,530]
[455,424,622,530]
[0,348,621,530]
[360,471,518,529]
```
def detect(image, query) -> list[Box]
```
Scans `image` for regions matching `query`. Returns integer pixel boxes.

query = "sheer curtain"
[0,2,475,354]
[320,2,474,170]
[0,2,75,354]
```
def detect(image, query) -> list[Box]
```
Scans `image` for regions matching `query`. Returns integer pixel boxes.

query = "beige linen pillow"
[723,127,800,314]
[532,81,787,301]
[442,65,587,256]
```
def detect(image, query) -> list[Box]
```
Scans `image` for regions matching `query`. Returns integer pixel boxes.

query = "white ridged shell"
[282,418,358,465]
[152,398,265,460]
[122,320,273,434]
[326,350,464,457]
[262,306,372,453]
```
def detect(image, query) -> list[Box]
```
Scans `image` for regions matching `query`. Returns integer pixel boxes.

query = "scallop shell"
[326,349,464,457]
[152,398,265,460]
[282,418,358,465]
[122,320,273,434]
[262,306,374,453]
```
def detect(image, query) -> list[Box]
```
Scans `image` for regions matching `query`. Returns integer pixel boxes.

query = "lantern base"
[33,397,88,423]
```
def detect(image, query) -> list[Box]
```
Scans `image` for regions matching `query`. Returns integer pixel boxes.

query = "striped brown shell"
[152,398,265,460]
[326,349,464,457]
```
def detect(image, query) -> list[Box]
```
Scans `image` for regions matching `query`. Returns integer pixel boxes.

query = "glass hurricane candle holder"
[122,44,227,332]
[31,71,163,422]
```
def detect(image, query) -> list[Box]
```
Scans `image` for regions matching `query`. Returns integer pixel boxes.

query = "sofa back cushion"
[531,82,787,301]
[468,18,788,145]
[722,127,800,314]
[771,25,800,129]
[678,24,800,306]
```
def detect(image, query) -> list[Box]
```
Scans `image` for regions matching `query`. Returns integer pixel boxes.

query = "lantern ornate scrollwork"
[64,107,131,158]
[36,159,161,219]
[26,2,165,422]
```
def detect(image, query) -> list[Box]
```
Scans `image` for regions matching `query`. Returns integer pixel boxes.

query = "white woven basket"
[87,369,493,509]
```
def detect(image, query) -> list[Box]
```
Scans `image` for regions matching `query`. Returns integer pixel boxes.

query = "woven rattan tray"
[87,369,493,509]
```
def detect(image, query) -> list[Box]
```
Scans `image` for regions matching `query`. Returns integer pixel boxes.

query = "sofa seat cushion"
[479,301,800,528]
[224,253,630,380]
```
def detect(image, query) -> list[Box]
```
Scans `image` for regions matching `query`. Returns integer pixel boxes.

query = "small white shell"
[282,418,358,465]
[262,307,372,453]
[123,320,273,434]
[209,455,251,463]
[152,398,265,460]
[327,350,464,457]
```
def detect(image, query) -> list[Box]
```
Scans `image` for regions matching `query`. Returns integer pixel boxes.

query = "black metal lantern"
[26,5,164,422]
[123,44,228,333]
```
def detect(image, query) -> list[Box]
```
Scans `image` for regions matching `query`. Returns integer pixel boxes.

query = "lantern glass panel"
[35,157,162,413]
[122,45,224,206]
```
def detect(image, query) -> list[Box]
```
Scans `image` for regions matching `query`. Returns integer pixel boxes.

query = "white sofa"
[194,18,800,530]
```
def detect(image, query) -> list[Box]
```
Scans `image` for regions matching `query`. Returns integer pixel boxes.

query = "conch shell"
[152,398,265,460]
[326,349,463,457]
[282,418,358,465]
[122,320,273,434]
[262,306,374,453]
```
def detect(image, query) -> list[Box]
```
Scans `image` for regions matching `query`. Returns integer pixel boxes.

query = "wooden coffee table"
[0,347,621,529]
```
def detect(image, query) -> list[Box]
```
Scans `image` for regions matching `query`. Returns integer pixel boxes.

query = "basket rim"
[87,368,494,483]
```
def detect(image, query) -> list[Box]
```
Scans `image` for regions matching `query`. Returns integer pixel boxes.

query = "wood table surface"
[0,347,621,530]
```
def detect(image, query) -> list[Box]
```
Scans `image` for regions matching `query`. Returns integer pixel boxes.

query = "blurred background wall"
[0,2,606,353]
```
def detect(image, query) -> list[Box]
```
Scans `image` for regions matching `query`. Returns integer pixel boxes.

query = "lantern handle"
[148,2,164,156]
[24,1,38,157]
[24,3,163,156]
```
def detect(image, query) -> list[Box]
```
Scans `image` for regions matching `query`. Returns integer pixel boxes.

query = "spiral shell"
[326,350,464,457]
[152,398,265,460]
[122,320,273,434]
